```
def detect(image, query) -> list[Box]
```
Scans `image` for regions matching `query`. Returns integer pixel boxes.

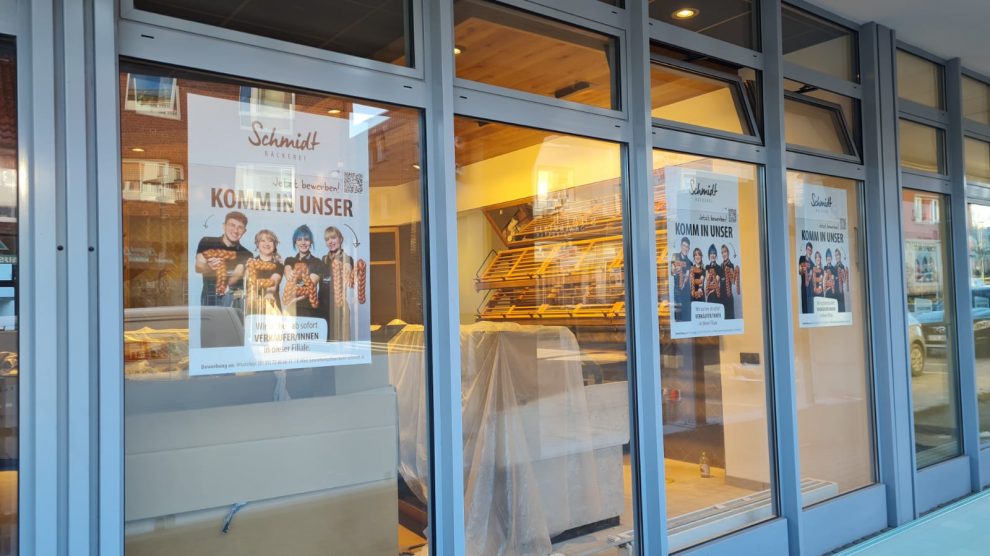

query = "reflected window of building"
[649,0,758,51]
[0,38,16,556]
[784,93,857,158]
[454,117,635,554]
[897,50,944,110]
[962,76,990,126]
[132,0,413,67]
[119,64,429,555]
[453,0,619,110]
[654,150,775,551]
[788,172,875,506]
[650,58,758,138]
[966,137,990,187]
[902,189,960,468]
[782,5,858,82]
[900,119,946,175]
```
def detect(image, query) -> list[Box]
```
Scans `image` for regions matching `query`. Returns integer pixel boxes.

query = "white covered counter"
[389,321,630,556]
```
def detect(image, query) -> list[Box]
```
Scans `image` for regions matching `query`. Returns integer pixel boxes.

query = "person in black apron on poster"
[834,248,848,313]
[671,236,693,322]
[799,241,814,314]
[720,244,738,320]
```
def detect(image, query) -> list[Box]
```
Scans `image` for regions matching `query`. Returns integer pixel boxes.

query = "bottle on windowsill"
[699,451,711,478]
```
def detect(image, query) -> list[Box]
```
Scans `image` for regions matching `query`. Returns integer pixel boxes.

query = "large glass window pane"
[0,38,17,556]
[649,0,757,50]
[120,65,428,555]
[897,50,944,110]
[903,189,960,468]
[454,0,618,110]
[782,5,858,82]
[966,137,990,187]
[900,119,945,175]
[788,172,875,505]
[655,150,774,551]
[967,204,990,444]
[962,76,990,126]
[133,0,412,67]
[784,95,856,156]
[456,118,634,554]
[650,62,754,136]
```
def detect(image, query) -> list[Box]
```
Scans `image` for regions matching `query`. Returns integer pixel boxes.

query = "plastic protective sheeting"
[388,322,617,556]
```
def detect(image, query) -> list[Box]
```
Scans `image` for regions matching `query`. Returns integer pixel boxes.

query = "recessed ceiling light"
[672,7,699,19]
[131,147,145,153]
[327,108,341,115]
[453,45,465,56]
[412,164,421,170]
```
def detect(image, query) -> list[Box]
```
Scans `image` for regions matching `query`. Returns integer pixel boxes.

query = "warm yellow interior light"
[673,8,699,19]
[327,108,342,115]
[130,147,145,153]
[453,45,464,56]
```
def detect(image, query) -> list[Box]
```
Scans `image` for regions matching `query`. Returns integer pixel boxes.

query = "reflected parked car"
[908,313,926,377]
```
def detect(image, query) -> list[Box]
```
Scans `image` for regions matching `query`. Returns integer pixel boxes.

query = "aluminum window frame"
[649,53,763,145]
[120,0,425,79]
[781,0,861,85]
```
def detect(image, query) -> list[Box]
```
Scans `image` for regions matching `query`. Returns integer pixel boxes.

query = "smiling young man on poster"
[194,210,253,347]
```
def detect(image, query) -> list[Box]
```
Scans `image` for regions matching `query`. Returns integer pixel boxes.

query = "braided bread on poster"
[356,259,367,304]
[201,249,238,295]
[812,267,824,296]
[332,259,344,306]
[823,269,836,296]
[705,268,720,298]
[690,266,705,300]
[283,262,318,308]
[839,266,849,291]
[246,259,279,289]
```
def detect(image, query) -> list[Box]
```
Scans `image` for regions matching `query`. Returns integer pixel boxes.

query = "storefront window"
[902,189,960,468]
[455,117,634,554]
[788,172,875,505]
[132,0,413,67]
[654,150,774,551]
[120,64,428,555]
[967,204,990,444]
[0,38,16,556]
[962,76,990,126]
[782,5,858,82]
[966,137,990,187]
[649,0,758,51]
[453,0,619,110]
[900,119,945,175]
[897,50,944,110]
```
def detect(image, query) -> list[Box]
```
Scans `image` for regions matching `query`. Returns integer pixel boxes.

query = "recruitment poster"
[187,93,371,376]
[666,167,744,339]
[795,183,853,328]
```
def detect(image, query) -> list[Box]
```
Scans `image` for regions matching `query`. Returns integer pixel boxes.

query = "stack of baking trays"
[475,186,671,328]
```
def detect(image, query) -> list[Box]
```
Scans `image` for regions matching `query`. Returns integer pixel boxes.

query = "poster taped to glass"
[186,92,371,376]
[795,183,853,328]
[666,167,744,339]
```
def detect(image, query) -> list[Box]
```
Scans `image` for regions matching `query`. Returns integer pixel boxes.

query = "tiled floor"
[838,490,990,555]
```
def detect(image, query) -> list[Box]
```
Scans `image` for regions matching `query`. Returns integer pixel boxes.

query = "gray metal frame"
[3,0,988,555]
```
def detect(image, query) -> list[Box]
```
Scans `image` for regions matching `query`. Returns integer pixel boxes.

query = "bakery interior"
[96,1,873,555]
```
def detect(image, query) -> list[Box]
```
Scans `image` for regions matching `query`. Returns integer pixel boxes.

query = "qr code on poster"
[343,172,364,193]
[727,208,737,223]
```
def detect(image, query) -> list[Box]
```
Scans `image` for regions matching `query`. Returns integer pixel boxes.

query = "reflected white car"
[908,313,926,377]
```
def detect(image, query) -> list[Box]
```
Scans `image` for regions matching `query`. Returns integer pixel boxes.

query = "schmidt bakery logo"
[686,177,718,204]
[810,193,833,208]
[248,120,320,161]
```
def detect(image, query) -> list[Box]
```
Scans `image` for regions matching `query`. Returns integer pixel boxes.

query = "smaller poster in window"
[795,183,853,328]
[666,167,744,339]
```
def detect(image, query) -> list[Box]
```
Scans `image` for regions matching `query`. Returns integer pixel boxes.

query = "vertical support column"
[945,57,982,492]
[859,23,917,526]
[420,1,465,554]
[61,0,98,552]
[93,0,123,553]
[758,0,804,552]
[17,0,62,554]
[625,1,667,555]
